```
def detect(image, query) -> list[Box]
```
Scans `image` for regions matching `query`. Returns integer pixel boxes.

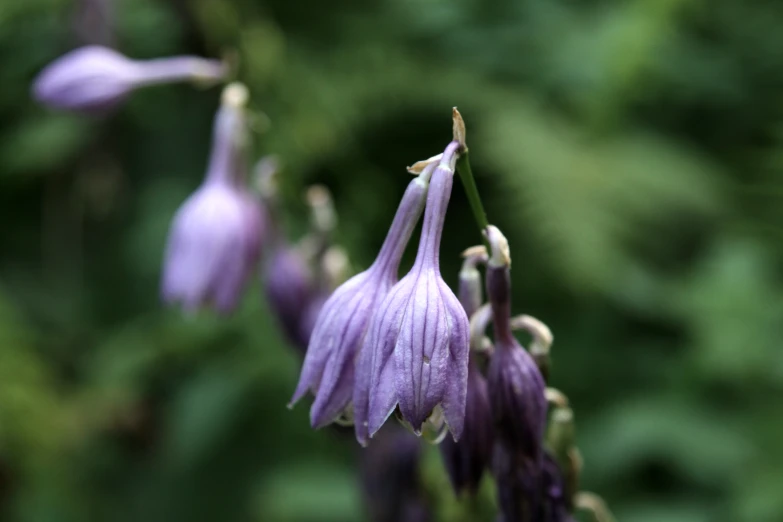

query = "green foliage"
[1,0,783,521]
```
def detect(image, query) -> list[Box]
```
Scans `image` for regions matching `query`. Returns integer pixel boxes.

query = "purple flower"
[264,244,315,351]
[161,84,264,314]
[356,141,470,444]
[485,225,547,455]
[32,46,226,113]
[290,162,435,428]
[440,249,493,496]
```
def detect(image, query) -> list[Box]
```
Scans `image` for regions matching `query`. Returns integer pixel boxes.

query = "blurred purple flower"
[356,141,469,444]
[290,162,434,429]
[32,46,225,113]
[264,245,315,350]
[161,84,264,314]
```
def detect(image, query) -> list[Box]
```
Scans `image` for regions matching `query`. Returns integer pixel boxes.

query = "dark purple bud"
[492,441,543,522]
[360,425,429,522]
[264,245,314,351]
[485,226,547,457]
[541,451,575,521]
[291,163,433,429]
[161,84,264,314]
[358,142,469,444]
[32,46,226,113]
[439,355,493,496]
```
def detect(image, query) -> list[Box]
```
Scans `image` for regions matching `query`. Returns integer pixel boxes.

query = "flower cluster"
[30,43,613,518]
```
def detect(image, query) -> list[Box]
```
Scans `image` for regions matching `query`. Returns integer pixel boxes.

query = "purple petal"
[394,269,450,433]
[366,276,413,437]
[440,280,470,441]
[291,271,373,407]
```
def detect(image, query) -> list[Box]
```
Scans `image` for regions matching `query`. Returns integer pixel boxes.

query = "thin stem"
[456,150,490,249]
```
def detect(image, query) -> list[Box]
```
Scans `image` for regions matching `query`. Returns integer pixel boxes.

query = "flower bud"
[291,162,434,429]
[263,244,314,351]
[361,426,429,522]
[357,142,470,444]
[32,46,226,113]
[161,83,263,313]
[485,225,547,456]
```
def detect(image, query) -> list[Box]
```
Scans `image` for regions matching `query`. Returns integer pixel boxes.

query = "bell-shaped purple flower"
[290,162,435,428]
[356,141,470,444]
[485,225,547,455]
[440,250,494,496]
[161,84,264,314]
[32,45,226,113]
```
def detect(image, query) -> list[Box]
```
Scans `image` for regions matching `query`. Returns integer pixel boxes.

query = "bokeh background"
[2,0,783,521]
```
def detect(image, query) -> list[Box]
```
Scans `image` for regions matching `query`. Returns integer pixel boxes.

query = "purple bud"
[263,245,314,351]
[485,225,547,456]
[541,452,575,521]
[32,46,226,113]
[439,355,493,495]
[290,164,432,429]
[358,142,470,444]
[493,448,575,522]
[360,425,429,522]
[161,84,264,314]
[492,441,543,522]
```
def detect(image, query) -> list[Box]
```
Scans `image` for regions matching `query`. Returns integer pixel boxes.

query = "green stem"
[455,149,490,248]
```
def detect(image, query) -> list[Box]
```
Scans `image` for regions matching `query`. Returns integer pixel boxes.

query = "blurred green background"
[2,0,783,521]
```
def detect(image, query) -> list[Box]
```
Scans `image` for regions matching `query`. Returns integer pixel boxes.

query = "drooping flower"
[485,225,547,453]
[440,248,494,496]
[264,245,315,349]
[161,83,264,313]
[356,141,470,444]
[32,45,225,113]
[484,225,548,522]
[290,161,436,428]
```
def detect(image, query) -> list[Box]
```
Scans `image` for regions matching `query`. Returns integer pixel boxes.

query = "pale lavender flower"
[32,45,225,113]
[290,162,435,428]
[356,141,469,444]
[161,84,264,314]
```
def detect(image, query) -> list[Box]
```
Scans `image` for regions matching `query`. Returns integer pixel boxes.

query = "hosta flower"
[485,225,548,522]
[264,244,315,350]
[290,162,436,428]
[161,84,264,313]
[356,141,470,444]
[485,225,547,454]
[440,249,494,495]
[32,45,225,112]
